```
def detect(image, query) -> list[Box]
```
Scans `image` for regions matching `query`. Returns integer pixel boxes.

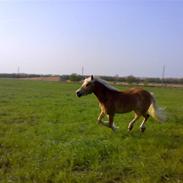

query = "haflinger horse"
[76,75,166,132]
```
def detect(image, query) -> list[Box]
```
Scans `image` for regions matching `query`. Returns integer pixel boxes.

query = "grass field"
[0,79,183,183]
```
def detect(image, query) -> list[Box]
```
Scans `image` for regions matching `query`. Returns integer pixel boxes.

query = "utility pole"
[17,66,20,74]
[161,65,166,86]
[17,66,20,78]
[81,66,84,76]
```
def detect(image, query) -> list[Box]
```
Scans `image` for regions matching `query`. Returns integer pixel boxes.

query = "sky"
[0,0,183,78]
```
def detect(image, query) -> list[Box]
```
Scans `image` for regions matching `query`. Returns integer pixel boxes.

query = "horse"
[76,75,166,132]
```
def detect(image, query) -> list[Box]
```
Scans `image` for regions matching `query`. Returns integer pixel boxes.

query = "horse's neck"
[93,81,112,103]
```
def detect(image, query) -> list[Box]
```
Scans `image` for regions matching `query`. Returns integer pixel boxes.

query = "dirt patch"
[20,76,61,81]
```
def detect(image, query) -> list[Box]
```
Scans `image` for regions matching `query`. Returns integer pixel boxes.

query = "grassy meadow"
[0,79,183,183]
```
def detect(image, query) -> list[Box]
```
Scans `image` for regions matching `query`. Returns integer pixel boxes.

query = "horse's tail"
[148,93,167,122]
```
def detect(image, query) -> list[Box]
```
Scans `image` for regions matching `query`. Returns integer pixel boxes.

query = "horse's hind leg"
[128,113,140,131]
[140,114,150,132]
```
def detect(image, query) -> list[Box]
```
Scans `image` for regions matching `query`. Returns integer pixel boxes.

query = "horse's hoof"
[112,124,119,131]
[140,127,146,133]
[128,126,133,132]
[112,127,118,132]
[97,121,102,125]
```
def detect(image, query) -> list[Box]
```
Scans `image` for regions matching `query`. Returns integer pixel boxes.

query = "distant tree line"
[0,73,183,85]
[0,73,51,78]
[61,74,183,85]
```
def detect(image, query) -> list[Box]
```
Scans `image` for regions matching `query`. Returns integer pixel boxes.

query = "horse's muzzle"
[76,91,82,97]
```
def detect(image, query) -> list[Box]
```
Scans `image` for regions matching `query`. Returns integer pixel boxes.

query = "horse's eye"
[86,83,90,87]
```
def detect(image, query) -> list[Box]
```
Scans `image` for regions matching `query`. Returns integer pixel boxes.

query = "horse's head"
[76,75,95,97]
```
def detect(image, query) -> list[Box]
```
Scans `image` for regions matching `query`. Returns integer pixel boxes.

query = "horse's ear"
[91,75,94,80]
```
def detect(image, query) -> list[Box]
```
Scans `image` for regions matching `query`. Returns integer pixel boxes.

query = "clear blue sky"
[0,0,183,77]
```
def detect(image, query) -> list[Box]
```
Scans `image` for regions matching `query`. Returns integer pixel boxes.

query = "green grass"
[0,79,183,183]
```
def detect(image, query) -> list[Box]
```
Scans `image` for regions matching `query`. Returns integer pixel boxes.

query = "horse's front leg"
[97,112,111,128]
[97,112,118,131]
[97,111,105,124]
[109,114,114,129]
[109,114,118,131]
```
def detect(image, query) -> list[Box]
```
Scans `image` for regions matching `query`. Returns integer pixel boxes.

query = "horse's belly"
[113,102,131,113]
[115,108,132,114]
[114,99,136,113]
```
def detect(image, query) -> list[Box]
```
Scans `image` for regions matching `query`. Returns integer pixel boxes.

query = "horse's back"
[117,88,152,114]
[122,87,151,97]
[123,87,147,94]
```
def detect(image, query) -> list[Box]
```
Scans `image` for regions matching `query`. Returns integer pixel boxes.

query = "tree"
[69,73,82,81]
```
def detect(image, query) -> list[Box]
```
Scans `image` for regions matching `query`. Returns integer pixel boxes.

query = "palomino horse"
[76,76,166,132]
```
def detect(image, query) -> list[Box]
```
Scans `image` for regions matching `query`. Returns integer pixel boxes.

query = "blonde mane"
[94,77,118,91]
